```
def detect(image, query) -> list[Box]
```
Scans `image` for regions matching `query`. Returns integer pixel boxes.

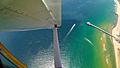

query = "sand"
[112,0,120,68]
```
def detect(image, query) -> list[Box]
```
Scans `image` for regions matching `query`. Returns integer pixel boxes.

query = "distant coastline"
[112,0,120,68]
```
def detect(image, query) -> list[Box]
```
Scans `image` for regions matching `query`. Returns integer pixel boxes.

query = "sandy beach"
[112,0,120,68]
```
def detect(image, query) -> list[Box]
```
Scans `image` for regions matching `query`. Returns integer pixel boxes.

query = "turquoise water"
[61,0,116,68]
[0,0,116,68]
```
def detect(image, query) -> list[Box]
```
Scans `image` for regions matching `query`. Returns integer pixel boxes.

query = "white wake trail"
[63,24,76,41]
[84,37,95,47]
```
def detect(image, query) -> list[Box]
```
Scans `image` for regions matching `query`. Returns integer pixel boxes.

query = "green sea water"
[0,0,117,68]
[61,0,116,68]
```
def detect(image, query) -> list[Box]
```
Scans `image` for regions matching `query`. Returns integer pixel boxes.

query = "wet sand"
[112,0,120,68]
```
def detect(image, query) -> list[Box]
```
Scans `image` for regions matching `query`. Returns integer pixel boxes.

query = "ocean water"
[0,0,116,68]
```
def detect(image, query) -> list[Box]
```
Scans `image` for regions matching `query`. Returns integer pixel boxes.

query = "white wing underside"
[0,0,61,31]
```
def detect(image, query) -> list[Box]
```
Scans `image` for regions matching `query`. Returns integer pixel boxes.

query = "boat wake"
[84,37,95,47]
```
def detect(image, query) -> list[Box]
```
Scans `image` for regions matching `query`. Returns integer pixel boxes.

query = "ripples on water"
[0,0,116,68]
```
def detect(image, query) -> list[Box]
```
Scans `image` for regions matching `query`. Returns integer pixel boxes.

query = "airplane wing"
[0,0,61,31]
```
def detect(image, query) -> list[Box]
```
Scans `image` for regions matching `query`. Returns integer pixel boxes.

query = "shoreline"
[112,0,120,68]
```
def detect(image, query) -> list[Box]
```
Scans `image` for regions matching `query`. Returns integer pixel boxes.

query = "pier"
[86,22,120,43]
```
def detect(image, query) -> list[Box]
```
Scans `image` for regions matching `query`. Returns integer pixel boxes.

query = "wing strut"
[53,24,62,68]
